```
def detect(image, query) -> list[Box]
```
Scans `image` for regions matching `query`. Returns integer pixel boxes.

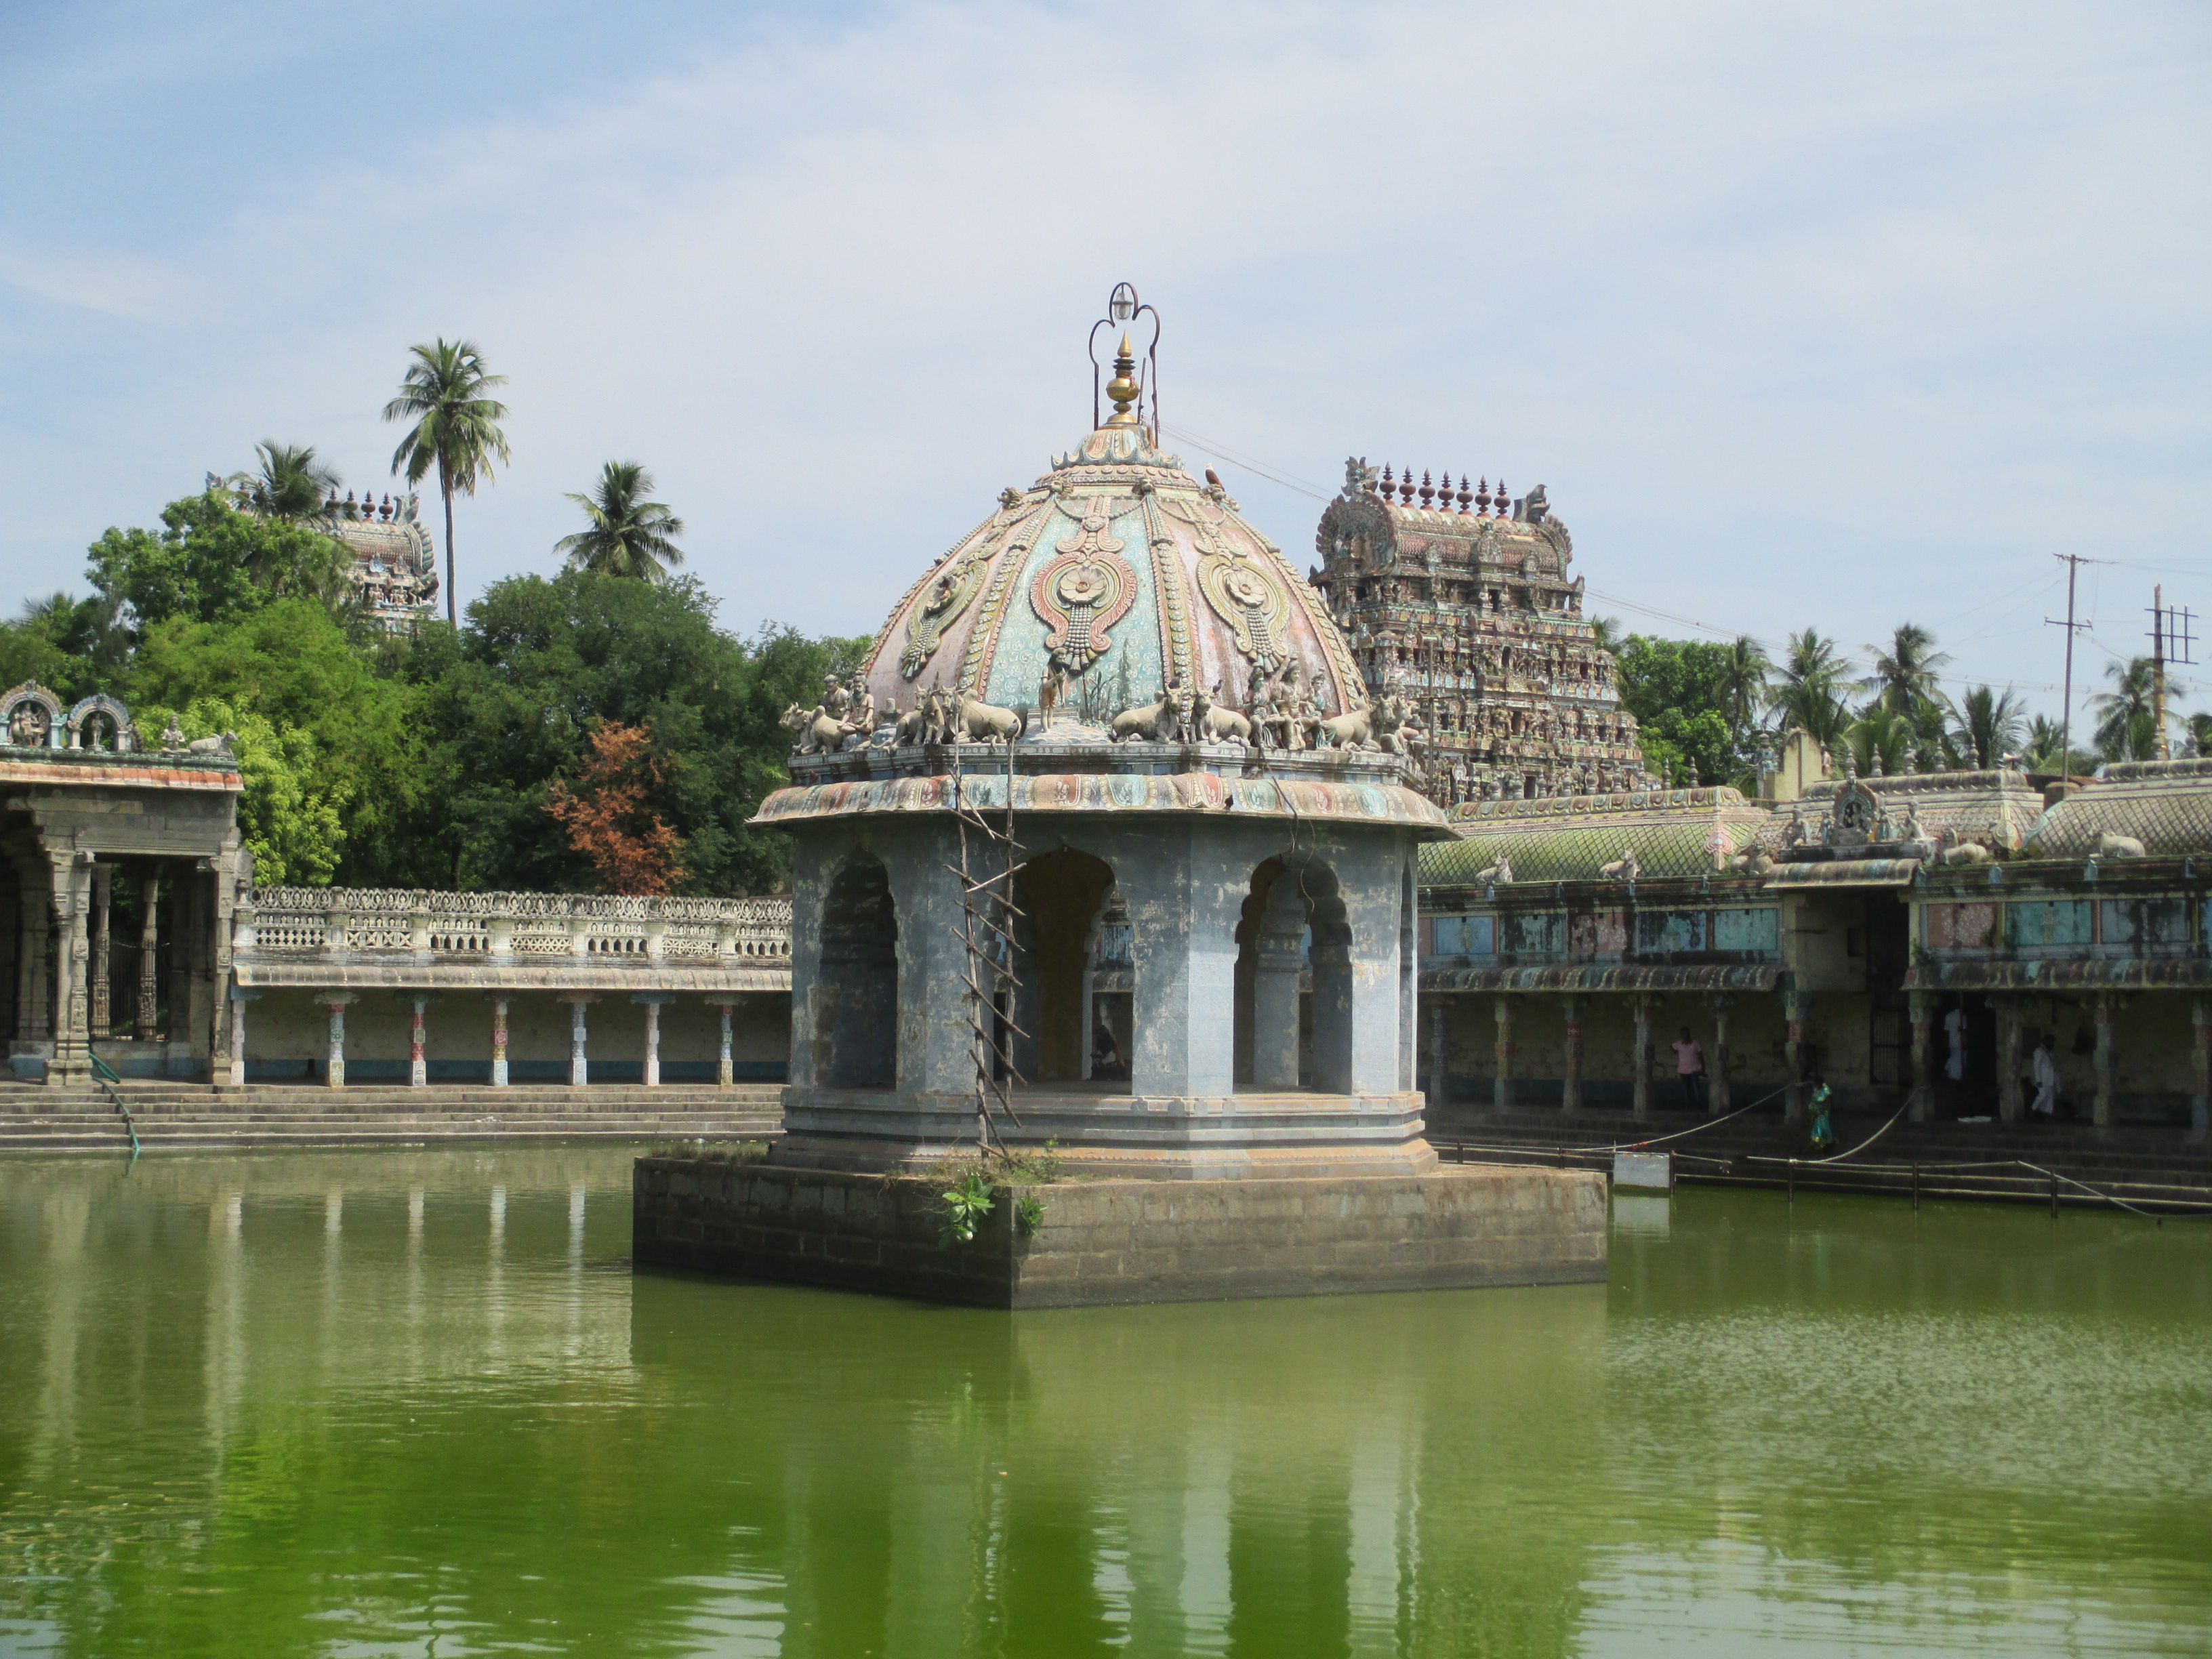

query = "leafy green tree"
[2188,712,2212,759]
[1766,629,1855,747]
[384,338,511,626]
[85,490,348,638]
[1616,636,1760,788]
[1954,685,2027,769]
[229,441,340,520]
[167,697,346,885]
[129,598,432,887]
[2091,656,2163,762]
[556,461,687,581]
[415,569,865,894]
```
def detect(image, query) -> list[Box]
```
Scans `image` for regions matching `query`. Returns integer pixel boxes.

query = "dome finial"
[1104,333,1141,428]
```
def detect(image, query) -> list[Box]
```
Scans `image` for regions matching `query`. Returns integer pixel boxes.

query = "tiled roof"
[2025,760,2212,859]
[1423,789,1767,884]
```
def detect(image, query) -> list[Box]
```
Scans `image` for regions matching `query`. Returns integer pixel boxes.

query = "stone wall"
[634,1155,1607,1308]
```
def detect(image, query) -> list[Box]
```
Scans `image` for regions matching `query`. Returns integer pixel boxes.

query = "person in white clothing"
[2030,1032,2061,1118]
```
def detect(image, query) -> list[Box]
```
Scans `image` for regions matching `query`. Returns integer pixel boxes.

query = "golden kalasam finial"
[1104,331,1141,428]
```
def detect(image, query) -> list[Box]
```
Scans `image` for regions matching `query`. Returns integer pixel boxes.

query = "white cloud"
[3,0,2208,714]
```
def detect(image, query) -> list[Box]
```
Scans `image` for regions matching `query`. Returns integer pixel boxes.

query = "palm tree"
[230,441,340,520]
[1767,628,1854,747]
[2025,714,2088,776]
[1954,685,2027,769]
[2091,656,2161,762]
[555,462,687,582]
[1844,705,1914,777]
[1865,622,1951,718]
[1717,634,1770,747]
[384,339,511,625]
[2189,712,2212,759]
[1589,615,1624,655]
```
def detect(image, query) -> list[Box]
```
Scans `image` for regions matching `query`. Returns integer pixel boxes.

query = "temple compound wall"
[1417,760,2212,1133]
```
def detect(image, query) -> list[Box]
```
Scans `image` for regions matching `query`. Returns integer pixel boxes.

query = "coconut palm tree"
[2025,715,2087,775]
[1589,615,1624,655]
[1864,622,1951,718]
[1844,705,1914,777]
[1954,685,2027,769]
[2190,712,2212,759]
[555,462,687,583]
[1767,628,1854,747]
[384,339,511,626]
[2091,656,2162,762]
[230,441,340,521]
[1717,635,1770,747]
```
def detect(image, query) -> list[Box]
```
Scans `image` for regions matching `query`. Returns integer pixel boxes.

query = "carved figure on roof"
[1342,457,1380,500]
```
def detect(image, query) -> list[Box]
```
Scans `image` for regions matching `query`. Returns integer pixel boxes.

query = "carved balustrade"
[235,888,793,964]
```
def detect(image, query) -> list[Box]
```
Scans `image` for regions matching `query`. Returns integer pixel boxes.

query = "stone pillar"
[1426,996,1450,1108]
[634,992,675,1086]
[1708,993,1733,1116]
[403,993,438,1087]
[135,869,160,1042]
[560,994,597,1087]
[49,852,91,1084]
[88,862,112,1038]
[226,987,260,1088]
[488,996,510,1087]
[2093,994,2117,1131]
[1491,996,1515,1111]
[1997,996,2025,1126]
[1561,997,1584,1113]
[1250,907,1304,1090]
[2185,1000,2203,1141]
[1908,990,1935,1124]
[710,1000,737,1087]
[323,993,357,1088]
[1784,988,1811,1123]
[1631,993,1654,1122]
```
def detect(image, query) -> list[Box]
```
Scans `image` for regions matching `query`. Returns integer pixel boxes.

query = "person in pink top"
[1672,1026,1706,1109]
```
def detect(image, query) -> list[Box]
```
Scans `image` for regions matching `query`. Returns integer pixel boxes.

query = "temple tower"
[1313,466,1655,806]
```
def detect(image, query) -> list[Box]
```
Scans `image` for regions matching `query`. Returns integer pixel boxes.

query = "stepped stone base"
[633,1153,1607,1308]
[0,1082,783,1151]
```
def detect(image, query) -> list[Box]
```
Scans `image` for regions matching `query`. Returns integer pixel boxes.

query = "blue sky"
[4,0,2207,723]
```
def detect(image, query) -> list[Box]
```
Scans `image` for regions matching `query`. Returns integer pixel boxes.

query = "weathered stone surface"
[633,1155,1606,1308]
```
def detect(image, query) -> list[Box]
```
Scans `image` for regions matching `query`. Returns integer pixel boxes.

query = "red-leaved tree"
[544,720,687,895]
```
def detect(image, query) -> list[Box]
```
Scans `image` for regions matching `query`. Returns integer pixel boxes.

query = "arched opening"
[819,853,897,1088]
[1233,857,1354,1093]
[1010,848,1120,1088]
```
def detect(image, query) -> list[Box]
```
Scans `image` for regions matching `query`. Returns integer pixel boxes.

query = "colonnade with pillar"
[1421,987,1801,1122]
[7,853,224,1082]
[226,987,768,1089]
[1425,985,2212,1134]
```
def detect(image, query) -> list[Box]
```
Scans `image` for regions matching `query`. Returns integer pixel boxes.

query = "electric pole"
[2046,554,2094,777]
[2147,587,2196,760]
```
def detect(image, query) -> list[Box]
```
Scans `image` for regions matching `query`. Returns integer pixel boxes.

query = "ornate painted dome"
[860,380,1366,731]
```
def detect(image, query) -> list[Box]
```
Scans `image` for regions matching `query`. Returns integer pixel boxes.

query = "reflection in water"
[0,1151,2207,1658]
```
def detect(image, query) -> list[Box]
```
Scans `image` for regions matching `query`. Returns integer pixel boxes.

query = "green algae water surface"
[1,1149,2207,1657]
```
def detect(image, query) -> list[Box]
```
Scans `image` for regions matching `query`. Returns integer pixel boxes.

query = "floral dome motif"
[860,422,1368,731]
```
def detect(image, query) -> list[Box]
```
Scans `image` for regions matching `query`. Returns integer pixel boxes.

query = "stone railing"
[237,888,792,963]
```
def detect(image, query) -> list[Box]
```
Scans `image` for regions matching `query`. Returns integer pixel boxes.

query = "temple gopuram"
[211,476,441,634]
[1311,462,1657,807]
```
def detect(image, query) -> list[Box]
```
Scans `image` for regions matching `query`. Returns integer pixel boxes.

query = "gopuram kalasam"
[634,289,1606,1306]
[1314,463,1658,808]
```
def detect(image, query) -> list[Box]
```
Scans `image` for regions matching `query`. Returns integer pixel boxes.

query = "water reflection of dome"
[860,398,1366,732]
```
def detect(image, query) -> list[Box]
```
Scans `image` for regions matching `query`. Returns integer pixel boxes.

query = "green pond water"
[1,1149,2208,1658]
